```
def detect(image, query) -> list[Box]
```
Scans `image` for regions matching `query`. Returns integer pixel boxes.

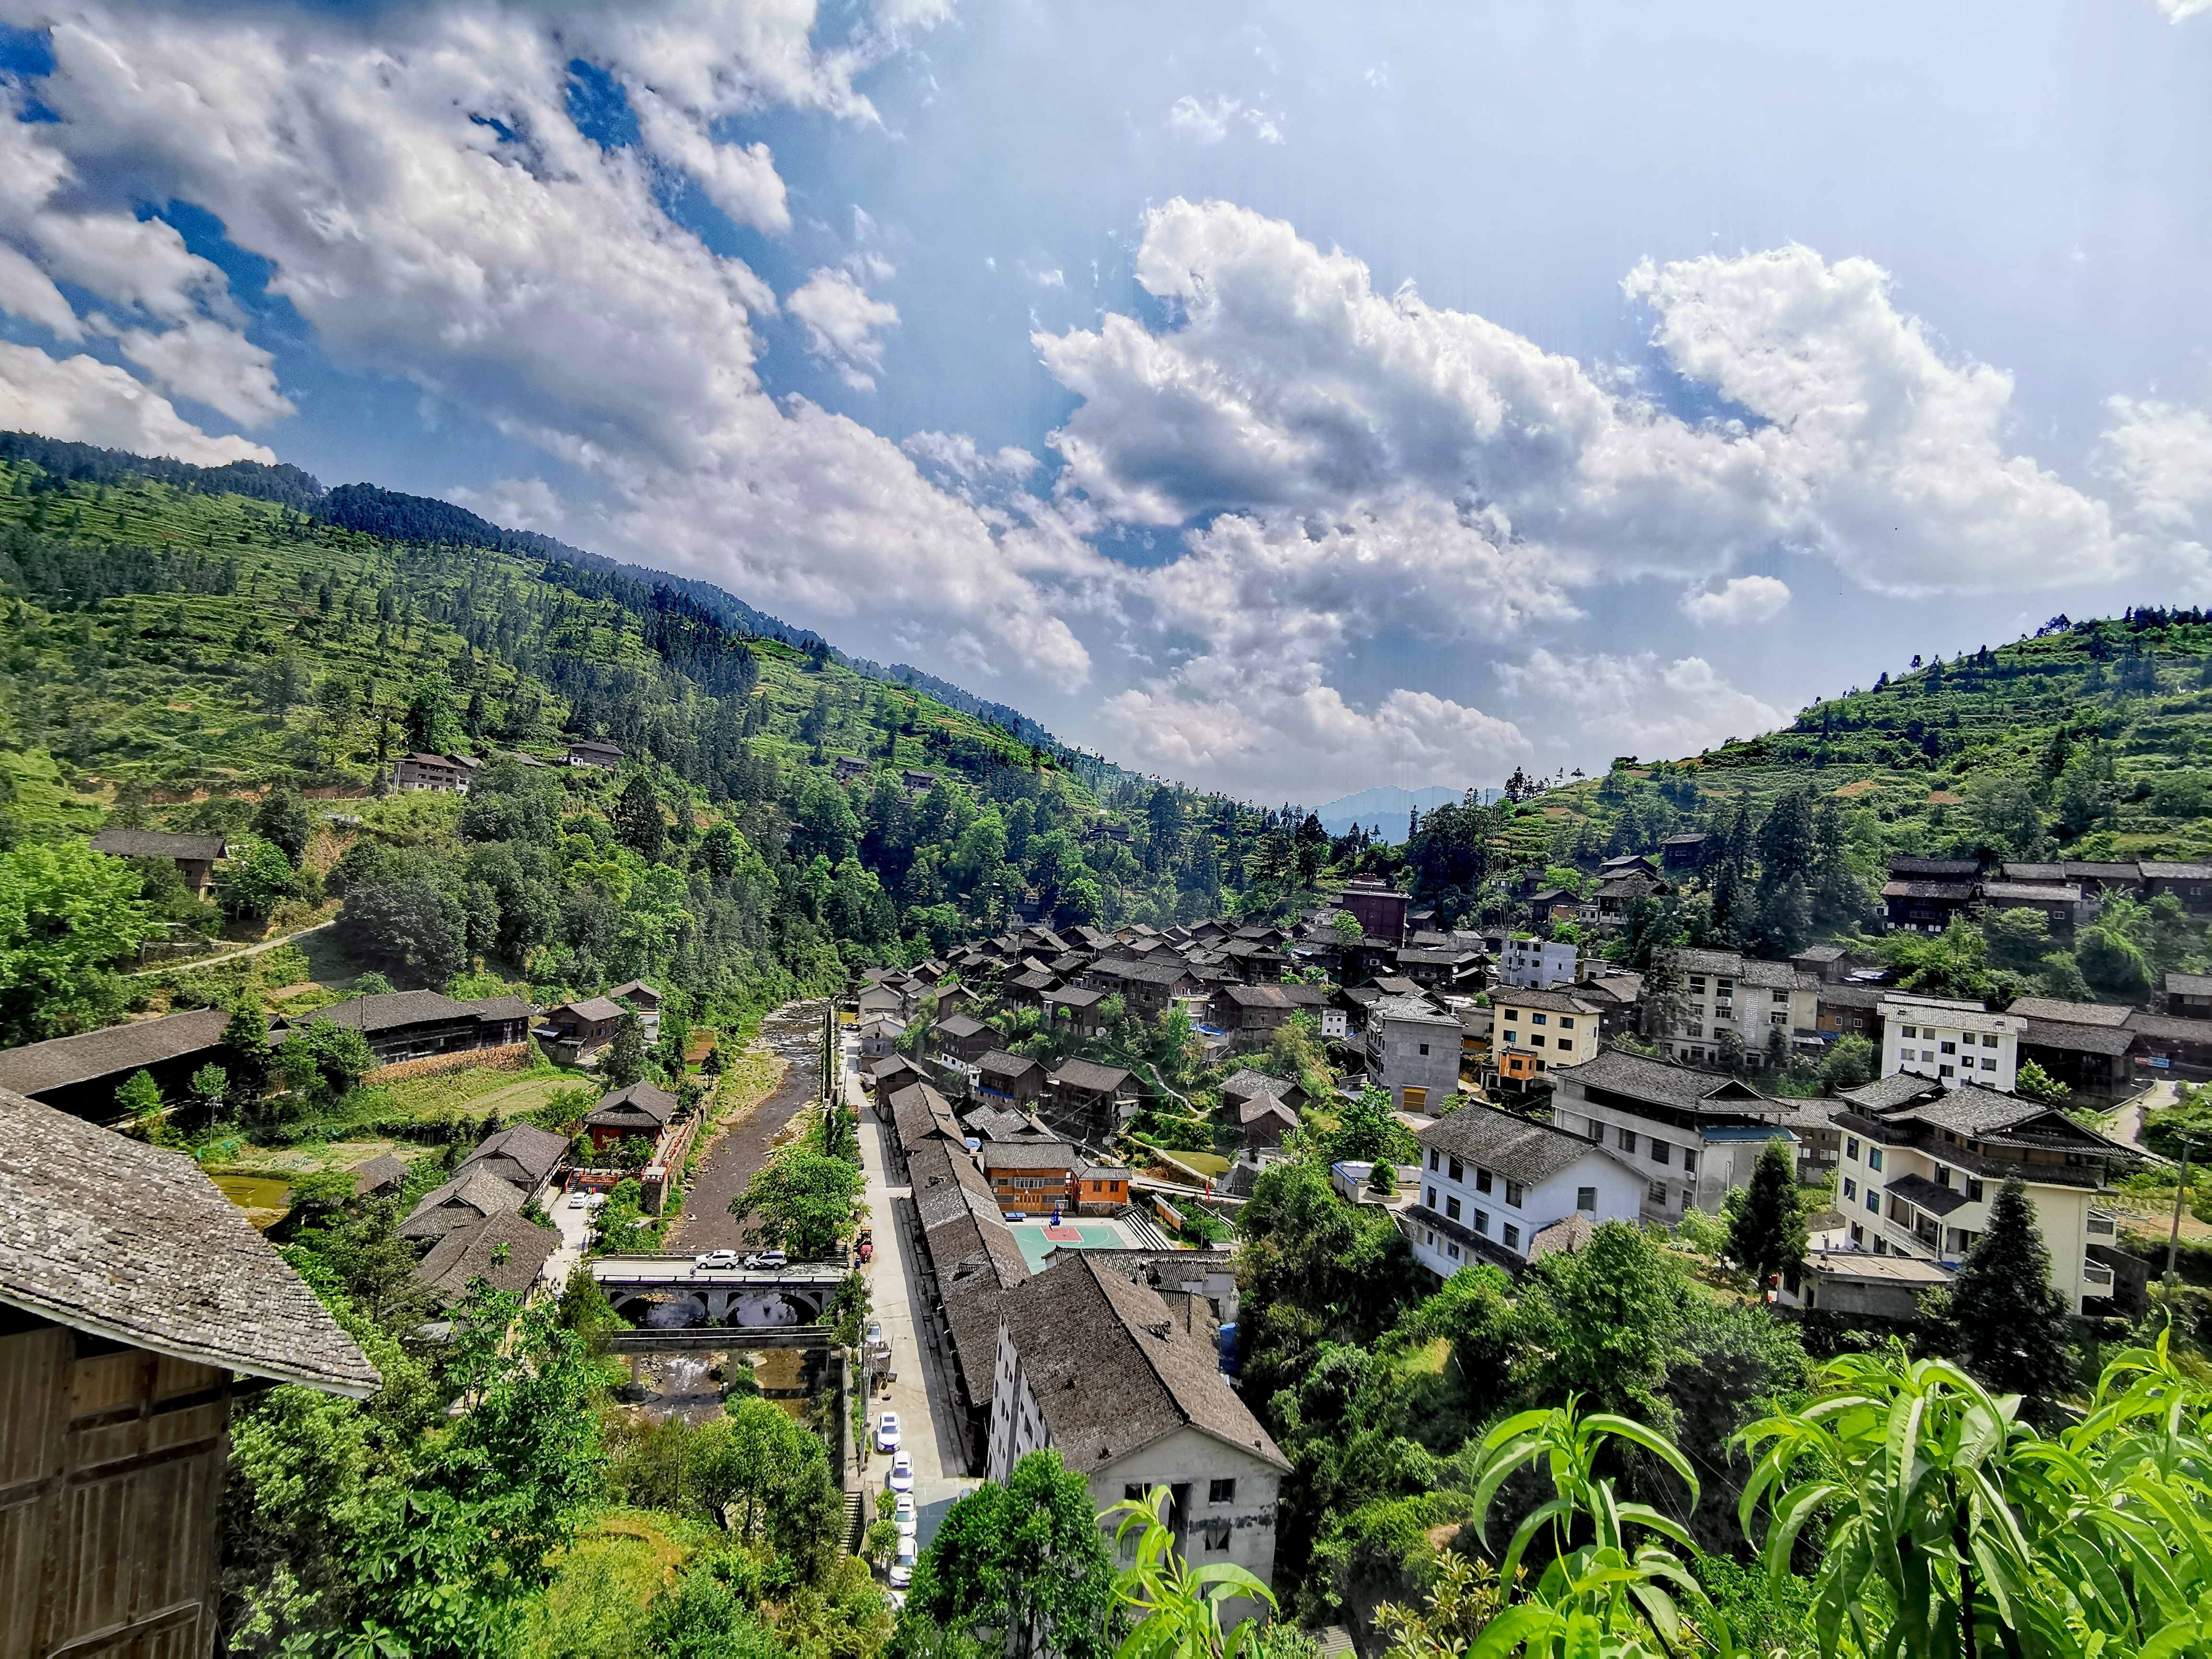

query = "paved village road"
[665,1000,827,1253]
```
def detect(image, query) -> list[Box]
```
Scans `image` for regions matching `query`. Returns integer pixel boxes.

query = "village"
[7,808,2212,1651]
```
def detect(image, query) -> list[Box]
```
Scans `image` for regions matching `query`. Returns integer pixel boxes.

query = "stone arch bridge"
[589,1256,848,1328]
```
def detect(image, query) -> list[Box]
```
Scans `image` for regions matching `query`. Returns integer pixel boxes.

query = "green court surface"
[1009,1218,1131,1272]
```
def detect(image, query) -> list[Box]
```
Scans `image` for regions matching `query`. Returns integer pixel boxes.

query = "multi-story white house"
[1403,1103,1644,1275]
[1878,994,2024,1091]
[1832,1072,2133,1311]
[985,1255,1288,1607]
[1366,995,1463,1114]
[1659,949,1820,1070]
[1497,937,1578,990]
[1549,1046,1803,1222]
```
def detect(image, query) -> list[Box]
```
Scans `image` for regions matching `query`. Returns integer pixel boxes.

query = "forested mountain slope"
[1526,611,2212,870]
[0,435,1338,1041]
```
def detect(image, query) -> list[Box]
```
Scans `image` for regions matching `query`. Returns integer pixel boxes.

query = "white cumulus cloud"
[788,267,900,389]
[1495,649,1788,764]
[1165,95,1283,145]
[2101,396,2212,532]
[0,0,1086,684]
[1681,574,1791,626]
[0,340,274,464]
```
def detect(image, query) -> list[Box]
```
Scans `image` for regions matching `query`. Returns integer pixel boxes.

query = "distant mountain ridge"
[0,430,1074,756]
[1315,783,1499,841]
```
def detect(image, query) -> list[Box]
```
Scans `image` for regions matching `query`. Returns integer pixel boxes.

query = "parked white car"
[887,1450,914,1493]
[695,1250,740,1271]
[889,1547,916,1588]
[874,1411,901,1453]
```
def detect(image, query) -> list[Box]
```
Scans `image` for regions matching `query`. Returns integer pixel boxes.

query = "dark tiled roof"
[470,995,533,1025]
[351,1152,410,1195]
[1883,881,1977,901]
[1219,1069,1304,1106]
[1096,958,1198,986]
[1553,1046,1773,1114]
[977,1049,1043,1082]
[962,1105,1036,1142]
[1889,857,1982,878]
[1415,1103,1607,1185]
[291,989,475,1034]
[607,980,661,1005]
[2005,997,2132,1027]
[456,1123,570,1187]
[416,1211,558,1304]
[586,1081,677,1129]
[1981,881,2081,903]
[2019,1018,2136,1058]
[1839,1072,1945,1112]
[1238,1095,1298,1127]
[1491,986,1600,1014]
[1045,986,1106,1009]
[890,1082,964,1154]
[399,1168,528,1238]
[0,1086,379,1396]
[90,827,228,861]
[2168,972,2212,998]
[998,1254,1286,1473]
[1052,1059,1133,1094]
[547,996,625,1024]
[1009,971,1058,994]
[1371,995,1459,1026]
[0,1007,231,1099]
[2123,1011,2212,1044]
[980,1140,1079,1170]
[1885,1173,1968,1218]
[937,1013,991,1041]
[2140,862,2212,880]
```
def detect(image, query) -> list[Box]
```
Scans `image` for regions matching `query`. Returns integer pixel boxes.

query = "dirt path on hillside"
[664,1001,826,1252]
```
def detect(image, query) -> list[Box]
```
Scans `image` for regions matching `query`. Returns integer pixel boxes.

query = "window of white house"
[1474,1210,1490,1236]
[1982,1034,1998,1047]
[1503,1008,1517,1021]
[1902,1024,1918,1037]
[1532,1012,1548,1026]
[1576,1186,1597,1210]
[1209,1479,1237,1504]
[1968,1178,1984,1201]
[1868,1148,1884,1171]
[1470,1167,1490,1194]
[1428,1150,1439,1171]
[1940,1063,1955,1077]
[1843,1178,1857,1199]
[1447,1241,1461,1260]
[1940,1040,1956,1054]
[1503,1224,1520,1250]
[1448,1157,1464,1183]
[1682,1150,1697,1174]
[1866,1188,1880,1212]
[1426,1187,1436,1208]
[1846,1137,1860,1159]
[1560,1016,1575,1030]
[1647,1181,1667,1204]
[1618,1127,1637,1153]
[1419,1042,1430,1055]
[1651,1141,1670,1166]
[1981,1057,1996,1070]
[1685,1022,1704,1038]
[1505,1180,1524,1206]
[1445,1196,1461,1221]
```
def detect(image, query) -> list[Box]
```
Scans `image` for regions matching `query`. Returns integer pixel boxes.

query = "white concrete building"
[1660,949,1820,1070]
[1879,994,2024,1091]
[1549,1046,1803,1222]
[985,1254,1288,1604]
[1498,937,1578,990]
[1404,1103,1644,1275]
[1832,1072,2132,1312]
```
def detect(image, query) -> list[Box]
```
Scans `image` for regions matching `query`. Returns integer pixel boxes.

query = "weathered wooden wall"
[0,1308,231,1659]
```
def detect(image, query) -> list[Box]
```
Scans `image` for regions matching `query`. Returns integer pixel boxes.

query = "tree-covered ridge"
[1545,611,2212,867]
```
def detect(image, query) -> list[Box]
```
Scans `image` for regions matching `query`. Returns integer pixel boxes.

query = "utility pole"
[2167,1132,2200,1287]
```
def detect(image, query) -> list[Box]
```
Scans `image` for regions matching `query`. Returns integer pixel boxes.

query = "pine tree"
[601,1009,648,1091]
[613,775,666,857]
[1933,1178,2077,1407]
[1724,1137,1806,1284]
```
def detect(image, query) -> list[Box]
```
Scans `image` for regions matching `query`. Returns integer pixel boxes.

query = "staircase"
[841,1490,865,1556]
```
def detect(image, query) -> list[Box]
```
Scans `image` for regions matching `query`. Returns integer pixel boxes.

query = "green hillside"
[0,440,1366,1047]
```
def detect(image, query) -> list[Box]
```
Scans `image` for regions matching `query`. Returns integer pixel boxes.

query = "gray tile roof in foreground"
[0,1085,380,1396]
[416,1211,560,1305]
[1415,1103,1608,1186]
[0,1006,232,1099]
[1553,1045,1773,1115]
[999,1253,1286,1474]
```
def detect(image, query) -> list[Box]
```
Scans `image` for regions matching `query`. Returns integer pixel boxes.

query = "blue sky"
[1,0,2209,805]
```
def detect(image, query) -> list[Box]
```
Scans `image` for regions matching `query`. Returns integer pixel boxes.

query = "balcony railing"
[2082,1259,2116,1292]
